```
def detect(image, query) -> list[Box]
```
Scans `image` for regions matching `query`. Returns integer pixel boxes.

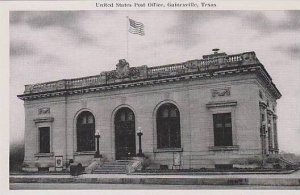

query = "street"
[10,183,300,190]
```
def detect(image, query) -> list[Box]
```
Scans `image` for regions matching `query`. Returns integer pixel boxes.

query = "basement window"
[38,167,49,172]
[215,164,233,170]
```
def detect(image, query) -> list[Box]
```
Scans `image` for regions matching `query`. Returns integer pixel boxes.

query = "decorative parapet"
[17,50,281,100]
[21,51,258,94]
[24,80,67,94]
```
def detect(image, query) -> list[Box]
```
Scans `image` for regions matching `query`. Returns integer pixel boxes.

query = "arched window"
[76,111,95,152]
[157,103,181,148]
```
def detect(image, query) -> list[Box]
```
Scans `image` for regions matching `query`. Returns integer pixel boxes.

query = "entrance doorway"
[114,107,136,160]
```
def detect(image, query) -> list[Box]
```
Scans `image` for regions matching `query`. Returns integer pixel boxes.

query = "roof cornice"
[17,63,281,101]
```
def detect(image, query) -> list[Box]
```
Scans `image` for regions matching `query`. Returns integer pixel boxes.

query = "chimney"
[203,48,227,60]
[212,48,220,54]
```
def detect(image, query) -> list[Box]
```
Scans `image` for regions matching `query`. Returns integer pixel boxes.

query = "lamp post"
[94,130,102,158]
[137,127,144,157]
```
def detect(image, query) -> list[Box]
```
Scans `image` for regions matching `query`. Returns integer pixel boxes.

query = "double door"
[115,108,136,160]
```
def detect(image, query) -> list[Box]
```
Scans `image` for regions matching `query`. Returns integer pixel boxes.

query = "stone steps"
[93,160,130,174]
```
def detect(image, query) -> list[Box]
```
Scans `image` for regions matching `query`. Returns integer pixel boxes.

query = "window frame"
[206,100,238,150]
[114,107,136,160]
[76,111,96,152]
[156,103,181,149]
[39,126,51,153]
[33,117,54,155]
[213,113,233,147]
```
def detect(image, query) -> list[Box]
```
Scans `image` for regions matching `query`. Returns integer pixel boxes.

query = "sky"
[9,11,300,154]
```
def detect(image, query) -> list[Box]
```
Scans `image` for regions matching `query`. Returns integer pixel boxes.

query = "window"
[76,111,95,152]
[116,108,134,122]
[213,113,233,146]
[157,103,181,148]
[39,127,50,153]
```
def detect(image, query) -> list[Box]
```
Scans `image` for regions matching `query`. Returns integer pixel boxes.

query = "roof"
[17,50,282,101]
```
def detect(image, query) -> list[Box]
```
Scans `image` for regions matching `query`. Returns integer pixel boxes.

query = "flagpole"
[126,16,129,61]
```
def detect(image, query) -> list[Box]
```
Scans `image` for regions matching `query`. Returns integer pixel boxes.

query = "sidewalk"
[10,170,300,186]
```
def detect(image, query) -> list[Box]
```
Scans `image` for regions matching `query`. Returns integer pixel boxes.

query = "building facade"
[18,50,281,171]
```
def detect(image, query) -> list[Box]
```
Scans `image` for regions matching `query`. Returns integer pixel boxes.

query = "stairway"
[93,160,130,174]
[278,156,298,169]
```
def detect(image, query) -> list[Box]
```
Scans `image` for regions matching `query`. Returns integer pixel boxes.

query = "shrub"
[273,163,282,169]
[266,157,280,163]
[160,165,168,170]
[231,156,263,166]
[22,162,29,168]
[34,162,40,167]
[246,156,263,165]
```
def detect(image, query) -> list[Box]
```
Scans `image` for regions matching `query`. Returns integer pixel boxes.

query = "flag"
[128,18,145,36]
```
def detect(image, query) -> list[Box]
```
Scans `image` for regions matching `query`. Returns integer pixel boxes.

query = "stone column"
[267,110,274,154]
[273,115,279,154]
[260,125,266,155]
[259,102,268,156]
[264,107,269,155]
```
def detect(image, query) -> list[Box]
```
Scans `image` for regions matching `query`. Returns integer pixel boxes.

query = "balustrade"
[23,52,255,94]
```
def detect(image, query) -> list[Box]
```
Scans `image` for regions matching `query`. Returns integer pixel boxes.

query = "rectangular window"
[39,127,50,153]
[213,113,233,146]
[38,167,49,172]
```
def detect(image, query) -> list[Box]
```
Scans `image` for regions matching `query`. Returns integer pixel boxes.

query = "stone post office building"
[18,50,281,171]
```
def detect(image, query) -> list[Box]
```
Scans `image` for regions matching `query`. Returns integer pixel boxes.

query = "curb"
[130,170,296,175]
[9,169,296,176]
[10,176,300,186]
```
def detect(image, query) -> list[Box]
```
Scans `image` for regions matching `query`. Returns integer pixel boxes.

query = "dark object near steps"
[93,160,130,174]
